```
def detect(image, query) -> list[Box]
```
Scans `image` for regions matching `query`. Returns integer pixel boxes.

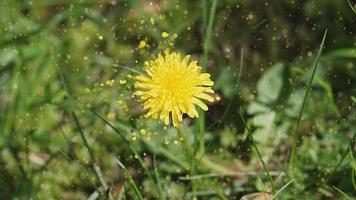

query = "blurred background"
[0,0,355,199]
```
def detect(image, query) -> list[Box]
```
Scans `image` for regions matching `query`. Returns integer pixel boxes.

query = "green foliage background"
[0,0,355,199]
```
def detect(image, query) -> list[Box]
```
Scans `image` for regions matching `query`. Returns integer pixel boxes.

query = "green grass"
[198,0,218,161]
[333,186,353,200]
[116,159,144,200]
[289,29,328,170]
[240,111,275,193]
[348,0,356,14]
[0,0,355,199]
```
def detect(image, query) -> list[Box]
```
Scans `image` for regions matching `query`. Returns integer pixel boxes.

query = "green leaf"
[256,63,290,105]
[215,66,240,98]
[352,96,356,103]
[327,48,356,59]
[0,48,17,66]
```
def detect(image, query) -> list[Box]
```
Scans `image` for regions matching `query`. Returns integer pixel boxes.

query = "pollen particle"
[107,112,116,120]
[140,129,147,135]
[119,79,127,84]
[138,40,146,49]
[161,32,169,38]
[105,79,115,86]
[117,100,124,106]
[134,52,215,127]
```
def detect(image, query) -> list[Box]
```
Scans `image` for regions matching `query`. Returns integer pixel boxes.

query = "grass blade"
[202,0,208,31]
[71,112,109,191]
[209,48,244,130]
[153,155,166,200]
[116,159,144,200]
[58,63,111,197]
[113,63,142,75]
[272,179,294,199]
[202,0,218,69]
[328,134,355,181]
[233,19,267,48]
[89,110,160,196]
[179,171,282,181]
[332,186,353,200]
[141,139,190,170]
[289,29,328,169]
[348,0,356,15]
[117,183,126,200]
[240,111,276,194]
[197,0,219,172]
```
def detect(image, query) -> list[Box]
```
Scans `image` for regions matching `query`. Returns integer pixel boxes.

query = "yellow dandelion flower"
[134,52,215,127]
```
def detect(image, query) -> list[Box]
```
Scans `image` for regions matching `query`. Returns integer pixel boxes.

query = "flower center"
[158,71,192,102]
